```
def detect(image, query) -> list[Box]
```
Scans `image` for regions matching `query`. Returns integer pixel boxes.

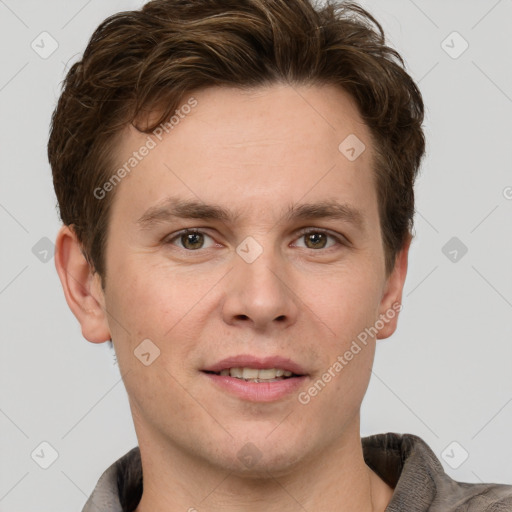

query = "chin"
[205,426,311,477]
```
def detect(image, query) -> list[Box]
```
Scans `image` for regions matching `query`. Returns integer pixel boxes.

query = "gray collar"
[82,432,512,512]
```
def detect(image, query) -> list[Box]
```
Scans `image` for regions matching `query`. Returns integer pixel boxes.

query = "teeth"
[258,368,278,379]
[230,367,244,378]
[217,367,296,380]
[242,368,259,379]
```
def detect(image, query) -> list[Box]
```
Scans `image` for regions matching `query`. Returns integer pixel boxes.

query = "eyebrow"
[136,196,365,232]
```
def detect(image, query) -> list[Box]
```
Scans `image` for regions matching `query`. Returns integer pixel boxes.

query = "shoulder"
[361,432,512,512]
[457,483,512,511]
[82,446,142,512]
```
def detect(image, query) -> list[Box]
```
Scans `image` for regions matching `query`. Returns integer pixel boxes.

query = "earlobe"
[54,225,111,343]
[376,235,411,340]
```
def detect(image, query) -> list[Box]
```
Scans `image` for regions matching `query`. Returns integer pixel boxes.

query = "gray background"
[1,0,511,510]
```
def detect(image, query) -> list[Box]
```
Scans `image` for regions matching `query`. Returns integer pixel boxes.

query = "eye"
[165,229,216,251]
[293,228,345,250]
[164,227,347,252]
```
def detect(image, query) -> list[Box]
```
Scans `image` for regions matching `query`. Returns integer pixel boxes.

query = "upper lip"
[202,355,307,376]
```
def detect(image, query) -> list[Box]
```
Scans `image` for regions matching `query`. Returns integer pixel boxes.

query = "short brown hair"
[48,0,425,285]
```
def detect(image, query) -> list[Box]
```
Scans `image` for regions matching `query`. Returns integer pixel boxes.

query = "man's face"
[94,84,405,474]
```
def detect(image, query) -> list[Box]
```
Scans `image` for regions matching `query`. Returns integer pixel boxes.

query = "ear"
[54,225,111,343]
[376,235,411,340]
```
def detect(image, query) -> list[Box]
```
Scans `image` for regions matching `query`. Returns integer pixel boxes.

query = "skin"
[55,83,410,512]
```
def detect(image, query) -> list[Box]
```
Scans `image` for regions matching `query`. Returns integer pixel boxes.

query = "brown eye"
[304,232,328,249]
[294,229,343,250]
[180,232,205,250]
[166,229,215,251]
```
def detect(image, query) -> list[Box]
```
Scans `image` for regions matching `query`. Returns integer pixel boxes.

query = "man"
[48,0,512,510]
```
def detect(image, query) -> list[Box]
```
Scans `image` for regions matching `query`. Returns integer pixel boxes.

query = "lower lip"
[202,372,307,402]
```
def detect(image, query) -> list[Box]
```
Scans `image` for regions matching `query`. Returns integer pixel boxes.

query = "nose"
[221,241,300,332]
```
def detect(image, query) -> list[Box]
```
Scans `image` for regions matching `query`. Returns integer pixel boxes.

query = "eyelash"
[164,227,347,252]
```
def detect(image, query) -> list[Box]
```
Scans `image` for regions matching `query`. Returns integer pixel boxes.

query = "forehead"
[110,83,378,227]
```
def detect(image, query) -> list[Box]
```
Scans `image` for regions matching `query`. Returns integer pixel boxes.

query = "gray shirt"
[82,432,512,511]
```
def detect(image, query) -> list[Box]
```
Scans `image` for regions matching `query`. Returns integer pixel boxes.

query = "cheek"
[303,267,382,394]
[301,293,378,426]
[105,260,206,420]
[105,256,222,373]
[312,266,383,342]
[107,256,198,333]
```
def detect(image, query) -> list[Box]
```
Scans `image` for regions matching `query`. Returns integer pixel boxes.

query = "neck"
[133,417,393,512]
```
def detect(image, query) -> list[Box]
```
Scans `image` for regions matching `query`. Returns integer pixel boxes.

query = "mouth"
[201,355,308,402]
[203,367,301,383]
